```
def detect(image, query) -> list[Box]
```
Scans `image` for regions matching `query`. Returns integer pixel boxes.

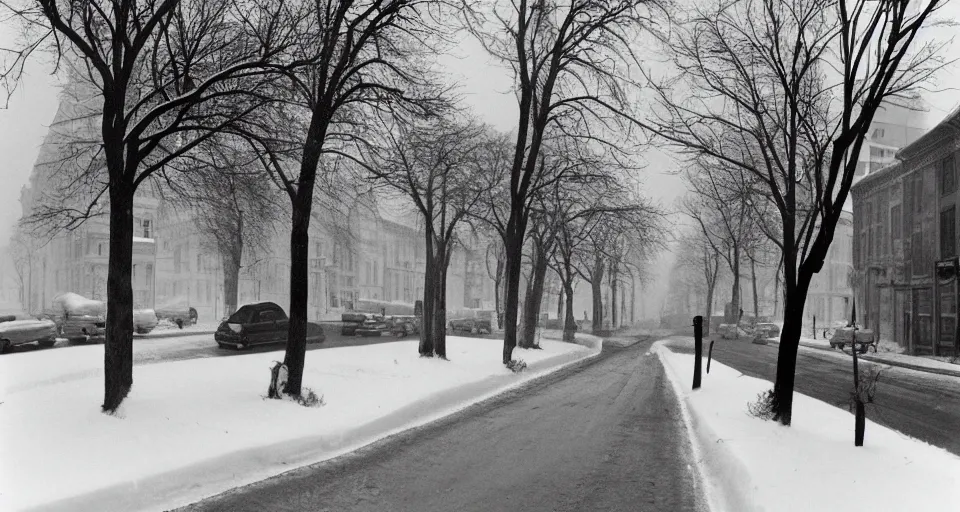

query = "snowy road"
[670,337,960,457]
[175,338,709,512]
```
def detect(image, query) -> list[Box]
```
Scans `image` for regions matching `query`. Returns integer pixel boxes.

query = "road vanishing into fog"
[175,337,709,512]
[668,337,960,457]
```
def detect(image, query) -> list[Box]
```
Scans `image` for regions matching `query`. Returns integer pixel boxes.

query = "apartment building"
[851,106,960,356]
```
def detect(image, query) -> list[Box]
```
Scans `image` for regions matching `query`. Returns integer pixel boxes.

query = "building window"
[197,253,202,272]
[873,128,885,139]
[912,231,924,276]
[98,243,103,256]
[142,219,152,238]
[891,204,902,242]
[914,175,923,213]
[941,206,957,259]
[942,155,957,196]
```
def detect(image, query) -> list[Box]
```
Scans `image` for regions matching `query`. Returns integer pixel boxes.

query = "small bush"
[293,388,325,408]
[747,389,776,420]
[506,359,528,373]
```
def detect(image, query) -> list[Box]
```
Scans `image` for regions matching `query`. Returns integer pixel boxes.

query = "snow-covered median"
[653,340,960,512]
[0,336,600,512]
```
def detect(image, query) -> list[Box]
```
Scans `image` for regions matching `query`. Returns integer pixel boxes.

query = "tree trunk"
[772,255,813,426]
[520,243,548,349]
[502,221,525,364]
[222,253,240,317]
[591,256,605,332]
[563,277,576,342]
[705,280,716,337]
[282,199,311,396]
[729,246,741,323]
[434,242,449,359]
[494,256,504,329]
[102,180,135,413]
[420,230,436,357]
[751,258,759,322]
[557,279,564,321]
[610,262,618,330]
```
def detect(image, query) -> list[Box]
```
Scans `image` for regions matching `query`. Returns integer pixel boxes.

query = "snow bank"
[0,335,600,512]
[653,341,960,512]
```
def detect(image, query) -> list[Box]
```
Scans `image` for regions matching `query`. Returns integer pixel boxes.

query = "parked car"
[449,318,493,335]
[387,315,420,337]
[214,302,325,350]
[0,311,57,353]
[341,312,370,336]
[155,305,198,329]
[50,293,106,342]
[133,309,159,334]
[356,315,390,337]
[752,323,781,339]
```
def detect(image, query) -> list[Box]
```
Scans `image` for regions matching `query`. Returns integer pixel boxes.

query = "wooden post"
[693,316,703,389]
[707,339,715,374]
[813,315,817,339]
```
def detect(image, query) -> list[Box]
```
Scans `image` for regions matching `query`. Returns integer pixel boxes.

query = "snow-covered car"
[215,302,325,349]
[51,293,106,342]
[0,311,57,353]
[717,323,740,340]
[356,315,390,337]
[753,323,781,339]
[155,303,198,329]
[387,315,420,337]
[829,327,876,353]
[449,318,492,335]
[133,309,159,334]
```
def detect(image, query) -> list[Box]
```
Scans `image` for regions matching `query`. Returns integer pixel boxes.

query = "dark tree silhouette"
[464,0,664,365]
[1,0,299,412]
[639,0,948,425]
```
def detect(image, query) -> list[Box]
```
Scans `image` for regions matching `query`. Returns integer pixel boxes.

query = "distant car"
[155,306,198,329]
[133,309,159,334]
[388,315,420,337]
[449,318,492,335]
[753,323,781,339]
[50,293,106,342]
[214,302,325,350]
[340,312,370,336]
[0,311,57,353]
[356,315,390,337]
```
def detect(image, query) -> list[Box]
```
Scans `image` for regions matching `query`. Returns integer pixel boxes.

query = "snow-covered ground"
[654,340,960,512]
[0,335,600,512]
[147,320,220,334]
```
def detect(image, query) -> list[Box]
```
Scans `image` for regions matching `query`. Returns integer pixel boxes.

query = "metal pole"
[693,315,703,389]
[707,339,715,374]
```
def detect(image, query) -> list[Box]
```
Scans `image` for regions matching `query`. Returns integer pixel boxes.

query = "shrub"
[747,389,776,420]
[293,388,325,408]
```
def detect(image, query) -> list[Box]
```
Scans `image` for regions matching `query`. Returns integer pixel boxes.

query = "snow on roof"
[52,292,105,314]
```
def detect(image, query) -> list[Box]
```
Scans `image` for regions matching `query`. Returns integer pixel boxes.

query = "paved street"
[175,338,708,512]
[669,337,960,457]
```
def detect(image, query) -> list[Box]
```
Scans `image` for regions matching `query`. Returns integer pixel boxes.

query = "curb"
[766,339,960,379]
[135,330,216,340]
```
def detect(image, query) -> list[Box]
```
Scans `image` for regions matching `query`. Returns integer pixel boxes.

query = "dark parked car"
[0,311,57,353]
[215,302,325,350]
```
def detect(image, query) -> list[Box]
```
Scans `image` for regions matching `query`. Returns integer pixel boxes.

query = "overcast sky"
[0,5,958,311]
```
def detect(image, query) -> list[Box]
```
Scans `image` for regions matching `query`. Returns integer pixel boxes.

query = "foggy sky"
[1,6,958,315]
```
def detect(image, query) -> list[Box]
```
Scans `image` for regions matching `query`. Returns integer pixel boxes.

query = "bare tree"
[236,0,450,396]
[365,117,489,359]
[674,224,723,335]
[641,0,948,424]
[463,0,663,366]
[1,0,299,411]
[159,139,284,316]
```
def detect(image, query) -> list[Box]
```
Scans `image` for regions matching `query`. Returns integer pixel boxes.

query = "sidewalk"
[762,335,960,378]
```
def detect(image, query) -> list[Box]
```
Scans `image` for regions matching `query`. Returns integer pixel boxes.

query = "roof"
[852,103,960,193]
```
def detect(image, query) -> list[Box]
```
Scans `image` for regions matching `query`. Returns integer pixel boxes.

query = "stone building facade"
[851,106,960,356]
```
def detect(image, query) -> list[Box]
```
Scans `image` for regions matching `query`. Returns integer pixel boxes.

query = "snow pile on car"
[653,340,960,512]
[0,335,600,512]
